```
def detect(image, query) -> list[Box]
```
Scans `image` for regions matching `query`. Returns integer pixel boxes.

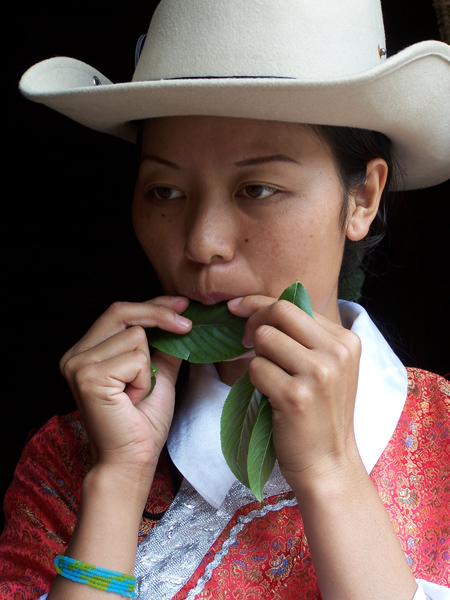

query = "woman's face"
[132,116,351,322]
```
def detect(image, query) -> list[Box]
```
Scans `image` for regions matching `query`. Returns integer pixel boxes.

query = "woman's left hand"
[228,295,362,492]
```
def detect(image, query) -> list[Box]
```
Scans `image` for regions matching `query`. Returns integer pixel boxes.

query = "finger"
[251,323,358,409]
[248,355,297,409]
[313,312,362,360]
[227,294,277,318]
[252,324,311,377]
[63,296,191,361]
[64,326,150,372]
[142,295,190,315]
[313,311,351,336]
[91,296,191,342]
[74,349,152,407]
[252,308,361,379]
[242,299,318,349]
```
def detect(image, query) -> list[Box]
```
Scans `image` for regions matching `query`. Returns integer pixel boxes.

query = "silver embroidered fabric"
[134,464,293,599]
[185,495,298,599]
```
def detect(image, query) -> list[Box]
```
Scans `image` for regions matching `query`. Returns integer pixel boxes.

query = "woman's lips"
[179,290,256,358]
[186,291,242,305]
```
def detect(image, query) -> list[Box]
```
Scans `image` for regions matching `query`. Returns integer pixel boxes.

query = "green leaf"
[221,281,314,500]
[279,281,314,318]
[148,301,249,363]
[247,395,276,501]
[220,372,263,487]
[144,364,159,399]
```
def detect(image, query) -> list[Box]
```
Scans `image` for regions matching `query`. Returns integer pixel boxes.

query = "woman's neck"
[215,356,252,386]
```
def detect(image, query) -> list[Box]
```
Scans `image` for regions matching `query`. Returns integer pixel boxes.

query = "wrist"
[288,450,417,599]
[61,464,155,576]
[288,446,368,502]
[82,462,154,516]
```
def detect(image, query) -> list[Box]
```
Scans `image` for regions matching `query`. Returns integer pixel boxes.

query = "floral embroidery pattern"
[371,369,450,583]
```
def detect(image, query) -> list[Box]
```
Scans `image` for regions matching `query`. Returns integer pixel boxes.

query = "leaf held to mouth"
[148,301,249,363]
[148,283,314,502]
[221,281,313,501]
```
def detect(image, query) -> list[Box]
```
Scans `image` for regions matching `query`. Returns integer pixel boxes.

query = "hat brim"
[20,40,450,190]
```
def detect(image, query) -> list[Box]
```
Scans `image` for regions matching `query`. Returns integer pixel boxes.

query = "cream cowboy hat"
[19,0,450,190]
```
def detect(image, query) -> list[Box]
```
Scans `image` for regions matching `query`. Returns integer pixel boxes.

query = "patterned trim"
[185,496,298,599]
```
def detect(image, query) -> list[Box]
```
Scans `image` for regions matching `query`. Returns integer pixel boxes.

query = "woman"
[1,0,449,598]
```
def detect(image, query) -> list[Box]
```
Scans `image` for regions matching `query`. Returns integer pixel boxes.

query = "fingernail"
[176,314,191,328]
[228,297,244,309]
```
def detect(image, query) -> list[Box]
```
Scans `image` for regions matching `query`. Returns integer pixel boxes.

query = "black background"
[2,0,449,532]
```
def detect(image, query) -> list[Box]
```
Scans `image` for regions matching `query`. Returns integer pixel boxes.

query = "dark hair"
[312,125,403,301]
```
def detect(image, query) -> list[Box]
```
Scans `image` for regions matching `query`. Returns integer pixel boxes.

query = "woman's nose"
[184,197,236,265]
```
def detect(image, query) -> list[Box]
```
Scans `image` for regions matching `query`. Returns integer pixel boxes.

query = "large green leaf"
[148,301,249,363]
[220,372,263,487]
[221,281,314,500]
[247,395,276,501]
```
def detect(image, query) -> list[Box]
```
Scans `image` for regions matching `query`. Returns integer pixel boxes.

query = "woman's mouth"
[187,291,241,305]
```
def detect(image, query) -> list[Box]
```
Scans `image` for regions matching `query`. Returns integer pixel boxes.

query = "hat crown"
[133,0,387,82]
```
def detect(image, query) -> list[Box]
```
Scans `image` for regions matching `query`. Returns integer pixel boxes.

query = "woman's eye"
[239,185,278,199]
[146,186,184,200]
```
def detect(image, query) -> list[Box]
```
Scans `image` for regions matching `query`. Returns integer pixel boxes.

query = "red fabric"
[0,414,176,600]
[1,368,449,599]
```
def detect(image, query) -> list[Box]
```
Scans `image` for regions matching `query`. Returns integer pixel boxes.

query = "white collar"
[167,301,408,509]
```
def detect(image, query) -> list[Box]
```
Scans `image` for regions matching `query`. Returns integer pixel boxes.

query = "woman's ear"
[346,158,388,241]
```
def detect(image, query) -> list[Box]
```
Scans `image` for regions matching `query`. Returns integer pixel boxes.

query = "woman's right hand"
[59,295,192,488]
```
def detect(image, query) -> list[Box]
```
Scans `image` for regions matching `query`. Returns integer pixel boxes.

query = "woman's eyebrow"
[140,153,300,169]
[234,154,300,167]
[140,154,180,169]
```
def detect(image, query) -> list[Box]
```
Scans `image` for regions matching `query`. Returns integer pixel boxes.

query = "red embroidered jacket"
[1,368,449,599]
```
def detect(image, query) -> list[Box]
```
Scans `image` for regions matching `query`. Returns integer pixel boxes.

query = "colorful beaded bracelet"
[54,555,136,597]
